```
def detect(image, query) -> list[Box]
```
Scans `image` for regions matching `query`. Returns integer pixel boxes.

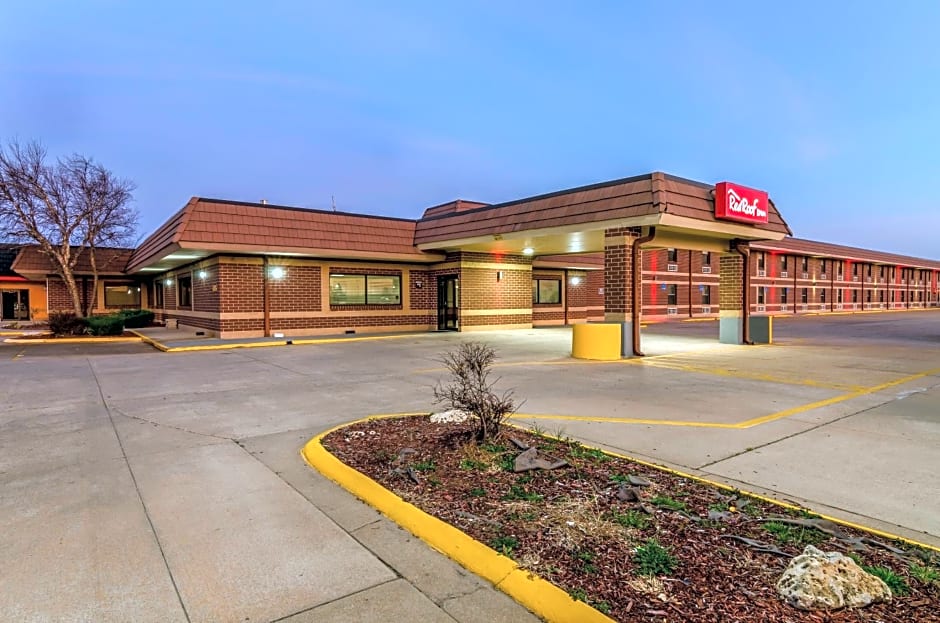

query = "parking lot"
[2,312,938,622]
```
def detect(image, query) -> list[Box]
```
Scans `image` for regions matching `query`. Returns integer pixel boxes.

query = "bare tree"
[0,140,137,316]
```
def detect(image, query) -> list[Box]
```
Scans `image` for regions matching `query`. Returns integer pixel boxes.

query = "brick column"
[604,227,641,356]
[719,253,745,344]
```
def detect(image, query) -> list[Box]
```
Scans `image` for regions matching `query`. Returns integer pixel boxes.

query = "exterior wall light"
[198,270,208,279]
[164,278,173,286]
[522,247,534,256]
[270,266,286,280]
[570,276,582,286]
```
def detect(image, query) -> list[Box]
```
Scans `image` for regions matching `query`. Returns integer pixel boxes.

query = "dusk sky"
[2,2,938,257]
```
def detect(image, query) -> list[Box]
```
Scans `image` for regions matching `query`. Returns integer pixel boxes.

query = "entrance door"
[1,290,30,320]
[437,275,459,330]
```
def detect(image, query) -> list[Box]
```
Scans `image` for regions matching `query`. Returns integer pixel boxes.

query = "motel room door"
[437,275,459,330]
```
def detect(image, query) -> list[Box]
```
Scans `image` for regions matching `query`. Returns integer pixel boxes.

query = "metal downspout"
[733,241,753,345]
[632,227,656,356]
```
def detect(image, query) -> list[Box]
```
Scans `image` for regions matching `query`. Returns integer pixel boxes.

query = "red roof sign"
[715,182,769,225]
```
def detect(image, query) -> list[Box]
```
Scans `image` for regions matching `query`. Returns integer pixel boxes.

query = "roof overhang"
[126,242,446,274]
[417,211,786,257]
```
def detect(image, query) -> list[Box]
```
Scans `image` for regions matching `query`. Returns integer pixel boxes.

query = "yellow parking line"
[638,360,867,392]
[734,366,940,429]
[509,366,940,430]
[510,413,737,428]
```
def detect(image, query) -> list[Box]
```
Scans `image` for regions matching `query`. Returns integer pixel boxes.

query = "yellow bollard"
[572,323,622,360]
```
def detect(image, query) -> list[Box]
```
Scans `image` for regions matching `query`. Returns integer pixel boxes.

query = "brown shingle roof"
[414,173,790,247]
[127,198,442,272]
[11,246,134,275]
[751,237,940,270]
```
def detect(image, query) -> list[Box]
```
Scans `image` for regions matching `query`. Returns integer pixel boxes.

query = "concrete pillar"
[604,227,641,356]
[719,253,745,344]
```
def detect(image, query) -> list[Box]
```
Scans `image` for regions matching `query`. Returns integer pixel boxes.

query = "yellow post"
[572,323,622,360]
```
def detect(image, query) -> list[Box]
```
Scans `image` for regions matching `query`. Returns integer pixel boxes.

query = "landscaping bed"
[11,330,140,339]
[323,416,940,623]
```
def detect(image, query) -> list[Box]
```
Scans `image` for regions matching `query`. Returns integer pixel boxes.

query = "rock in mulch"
[513,446,568,472]
[776,545,892,610]
[429,409,470,423]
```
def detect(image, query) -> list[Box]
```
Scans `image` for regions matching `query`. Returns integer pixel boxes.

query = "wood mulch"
[323,416,940,623]
[13,331,139,339]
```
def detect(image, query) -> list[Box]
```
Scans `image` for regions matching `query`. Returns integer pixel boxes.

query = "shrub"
[48,312,86,336]
[85,314,125,336]
[119,309,155,328]
[433,342,517,442]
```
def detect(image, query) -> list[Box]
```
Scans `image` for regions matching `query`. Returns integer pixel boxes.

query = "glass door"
[437,275,459,330]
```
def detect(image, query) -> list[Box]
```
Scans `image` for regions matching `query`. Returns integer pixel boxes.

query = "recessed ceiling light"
[522,247,534,256]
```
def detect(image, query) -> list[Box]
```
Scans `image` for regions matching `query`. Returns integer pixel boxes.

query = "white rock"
[429,409,471,424]
[776,545,892,610]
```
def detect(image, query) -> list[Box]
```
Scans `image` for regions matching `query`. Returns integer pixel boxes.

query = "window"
[154,281,164,308]
[178,275,193,308]
[866,289,872,303]
[837,262,843,276]
[329,274,401,305]
[801,288,808,304]
[667,284,677,306]
[879,290,884,303]
[702,251,711,266]
[820,289,826,304]
[781,287,788,304]
[866,264,872,277]
[801,256,808,272]
[757,252,765,271]
[532,279,561,304]
[852,289,858,303]
[820,259,827,275]
[853,263,859,276]
[701,286,711,305]
[757,287,766,305]
[667,248,678,263]
[837,288,843,304]
[901,290,906,303]
[780,255,788,271]
[105,283,140,307]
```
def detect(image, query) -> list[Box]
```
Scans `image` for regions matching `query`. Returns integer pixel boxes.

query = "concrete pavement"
[1,312,938,621]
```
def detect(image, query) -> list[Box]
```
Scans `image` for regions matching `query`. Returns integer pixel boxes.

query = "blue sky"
[2,2,938,256]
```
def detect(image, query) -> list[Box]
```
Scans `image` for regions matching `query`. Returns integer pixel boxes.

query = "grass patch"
[610,508,649,530]
[503,485,544,502]
[909,563,940,585]
[411,459,436,472]
[650,495,687,512]
[863,565,910,596]
[762,521,827,546]
[568,442,611,462]
[490,535,519,557]
[459,458,487,471]
[468,487,486,497]
[634,539,677,576]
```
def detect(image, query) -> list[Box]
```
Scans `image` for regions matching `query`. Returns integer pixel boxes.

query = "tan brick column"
[719,252,745,344]
[604,227,641,356]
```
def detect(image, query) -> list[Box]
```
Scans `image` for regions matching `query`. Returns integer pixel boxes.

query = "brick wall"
[719,253,744,311]
[604,227,640,317]
[454,251,533,328]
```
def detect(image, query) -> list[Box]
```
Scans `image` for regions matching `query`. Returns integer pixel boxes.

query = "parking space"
[1,311,938,621]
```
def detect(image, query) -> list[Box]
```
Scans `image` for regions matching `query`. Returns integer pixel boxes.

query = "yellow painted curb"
[130,331,411,353]
[302,414,616,623]
[4,335,143,344]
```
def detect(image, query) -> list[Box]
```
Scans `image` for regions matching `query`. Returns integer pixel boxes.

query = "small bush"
[634,539,678,576]
[48,312,86,336]
[119,309,155,328]
[433,342,517,442]
[85,314,125,336]
[910,563,940,585]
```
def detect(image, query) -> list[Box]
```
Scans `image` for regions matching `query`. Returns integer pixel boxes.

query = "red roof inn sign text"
[714,181,769,225]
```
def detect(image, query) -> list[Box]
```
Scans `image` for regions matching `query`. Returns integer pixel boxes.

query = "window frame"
[701,285,711,305]
[177,275,193,309]
[329,273,402,306]
[532,278,562,305]
[154,281,165,308]
[801,287,808,304]
[667,248,678,263]
[104,282,141,308]
[667,284,677,306]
